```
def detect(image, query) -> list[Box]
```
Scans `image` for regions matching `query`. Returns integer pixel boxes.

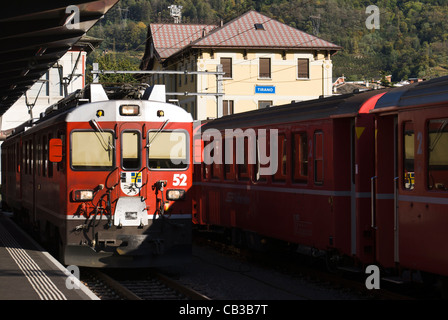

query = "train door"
[115,122,148,226]
[352,113,377,265]
[373,114,398,268]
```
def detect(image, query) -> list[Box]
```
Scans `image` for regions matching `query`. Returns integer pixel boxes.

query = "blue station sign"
[255,85,276,94]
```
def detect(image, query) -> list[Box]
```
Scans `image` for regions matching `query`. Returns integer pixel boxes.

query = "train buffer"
[0,212,98,300]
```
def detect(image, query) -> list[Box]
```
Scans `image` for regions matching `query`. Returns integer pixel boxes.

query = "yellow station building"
[141,10,341,120]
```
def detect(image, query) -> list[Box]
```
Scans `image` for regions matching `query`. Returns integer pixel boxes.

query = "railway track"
[193,233,441,300]
[81,268,210,300]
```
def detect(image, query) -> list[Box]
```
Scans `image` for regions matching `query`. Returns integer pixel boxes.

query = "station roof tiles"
[146,10,341,65]
[149,24,218,59]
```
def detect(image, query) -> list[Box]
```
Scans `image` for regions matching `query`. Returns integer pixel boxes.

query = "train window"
[314,131,324,184]
[211,138,222,179]
[71,131,114,170]
[224,137,235,180]
[253,135,267,183]
[26,140,31,175]
[427,119,448,191]
[43,135,48,177]
[202,141,210,180]
[57,131,66,173]
[22,142,26,175]
[16,143,20,173]
[292,132,308,183]
[237,137,249,181]
[403,121,415,190]
[36,138,42,176]
[48,133,53,178]
[273,134,287,182]
[31,142,34,174]
[122,131,141,170]
[147,131,188,169]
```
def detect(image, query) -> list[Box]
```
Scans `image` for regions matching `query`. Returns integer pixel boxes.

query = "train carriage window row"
[202,129,323,185]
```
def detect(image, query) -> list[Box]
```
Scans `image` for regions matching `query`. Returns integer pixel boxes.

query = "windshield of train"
[71,131,114,170]
[147,131,188,169]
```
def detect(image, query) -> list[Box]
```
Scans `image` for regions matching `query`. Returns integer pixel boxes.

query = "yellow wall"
[148,48,334,120]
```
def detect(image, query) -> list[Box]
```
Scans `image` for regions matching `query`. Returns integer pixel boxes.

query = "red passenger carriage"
[372,76,448,278]
[194,90,387,266]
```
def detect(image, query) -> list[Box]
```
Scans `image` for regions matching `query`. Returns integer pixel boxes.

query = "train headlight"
[72,190,94,202]
[120,105,140,116]
[166,189,185,201]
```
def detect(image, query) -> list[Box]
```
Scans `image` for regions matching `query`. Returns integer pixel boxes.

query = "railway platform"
[0,211,99,300]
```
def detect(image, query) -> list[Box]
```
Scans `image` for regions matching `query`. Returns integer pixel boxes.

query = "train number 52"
[173,173,187,186]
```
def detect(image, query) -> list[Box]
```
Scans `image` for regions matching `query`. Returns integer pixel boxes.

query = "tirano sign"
[255,85,276,94]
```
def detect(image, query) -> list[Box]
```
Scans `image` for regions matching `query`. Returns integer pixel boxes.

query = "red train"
[1,84,193,268]
[193,76,448,284]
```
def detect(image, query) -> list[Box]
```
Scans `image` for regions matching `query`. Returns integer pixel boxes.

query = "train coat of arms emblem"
[120,171,142,196]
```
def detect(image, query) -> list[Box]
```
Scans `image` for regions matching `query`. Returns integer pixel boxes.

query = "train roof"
[6,84,192,138]
[203,89,389,130]
[373,76,448,113]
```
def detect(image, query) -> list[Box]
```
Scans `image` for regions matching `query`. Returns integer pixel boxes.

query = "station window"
[403,121,415,190]
[221,58,232,79]
[292,132,308,183]
[258,100,272,109]
[223,100,234,116]
[259,58,271,78]
[427,118,448,191]
[314,131,324,184]
[297,58,309,79]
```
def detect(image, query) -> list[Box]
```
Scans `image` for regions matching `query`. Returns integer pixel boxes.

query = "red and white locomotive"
[1,83,193,268]
[194,75,448,284]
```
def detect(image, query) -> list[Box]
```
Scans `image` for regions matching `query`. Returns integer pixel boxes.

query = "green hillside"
[86,0,448,82]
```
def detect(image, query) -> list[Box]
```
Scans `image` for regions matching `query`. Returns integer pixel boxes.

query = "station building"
[141,10,341,120]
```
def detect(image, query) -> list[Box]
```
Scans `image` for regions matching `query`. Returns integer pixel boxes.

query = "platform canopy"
[0,0,119,117]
